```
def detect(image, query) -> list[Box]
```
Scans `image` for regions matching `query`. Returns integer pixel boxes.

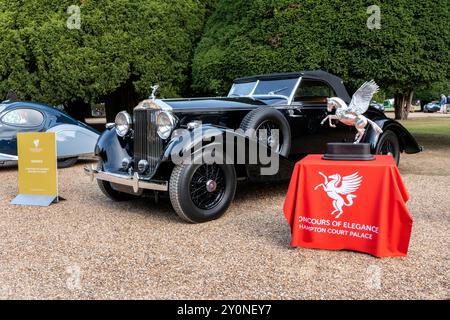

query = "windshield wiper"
[268,87,288,95]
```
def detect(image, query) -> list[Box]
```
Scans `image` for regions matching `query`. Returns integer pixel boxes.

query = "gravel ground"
[0,152,449,300]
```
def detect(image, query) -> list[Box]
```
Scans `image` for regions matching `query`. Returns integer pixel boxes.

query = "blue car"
[0,101,100,168]
[423,102,441,113]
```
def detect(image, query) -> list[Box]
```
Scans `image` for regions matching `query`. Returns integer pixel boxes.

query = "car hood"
[159,97,279,113]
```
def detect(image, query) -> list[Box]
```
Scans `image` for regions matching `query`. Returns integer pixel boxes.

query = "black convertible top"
[234,70,351,103]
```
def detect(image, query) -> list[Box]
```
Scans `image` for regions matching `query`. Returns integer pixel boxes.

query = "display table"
[283,155,413,257]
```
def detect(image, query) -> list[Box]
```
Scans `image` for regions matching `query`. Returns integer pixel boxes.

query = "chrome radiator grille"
[133,108,163,177]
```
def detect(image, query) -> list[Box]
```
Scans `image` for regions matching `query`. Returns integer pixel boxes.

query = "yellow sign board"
[17,132,58,196]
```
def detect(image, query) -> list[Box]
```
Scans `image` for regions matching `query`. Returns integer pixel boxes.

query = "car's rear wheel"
[57,157,78,168]
[169,163,237,223]
[96,161,136,201]
[376,130,400,166]
[240,107,291,157]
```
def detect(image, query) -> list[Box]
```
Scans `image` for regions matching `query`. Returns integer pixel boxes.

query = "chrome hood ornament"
[134,84,172,111]
[134,84,162,110]
[150,85,160,101]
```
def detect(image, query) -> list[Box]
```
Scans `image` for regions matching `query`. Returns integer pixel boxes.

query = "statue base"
[322,143,375,161]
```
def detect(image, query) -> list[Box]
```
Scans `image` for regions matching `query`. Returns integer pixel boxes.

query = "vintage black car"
[85,71,421,223]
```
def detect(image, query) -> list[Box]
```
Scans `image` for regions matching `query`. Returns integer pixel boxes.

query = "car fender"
[163,124,263,164]
[0,153,18,161]
[47,124,100,158]
[363,118,422,154]
[162,124,293,180]
[95,128,133,172]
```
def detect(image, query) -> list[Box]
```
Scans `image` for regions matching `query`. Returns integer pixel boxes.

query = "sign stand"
[11,195,57,207]
[11,132,59,207]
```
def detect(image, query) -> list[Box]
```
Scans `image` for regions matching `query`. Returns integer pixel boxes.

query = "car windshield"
[228,78,299,99]
[228,82,257,97]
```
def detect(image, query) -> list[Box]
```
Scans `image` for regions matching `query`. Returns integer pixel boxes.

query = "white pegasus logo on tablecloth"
[314,172,363,219]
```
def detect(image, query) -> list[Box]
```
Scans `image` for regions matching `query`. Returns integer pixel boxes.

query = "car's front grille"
[133,108,163,178]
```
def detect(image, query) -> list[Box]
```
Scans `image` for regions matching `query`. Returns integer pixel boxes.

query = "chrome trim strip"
[162,96,224,102]
[0,153,18,161]
[227,84,236,97]
[248,80,260,97]
[288,77,302,105]
[84,166,168,193]
[251,94,289,100]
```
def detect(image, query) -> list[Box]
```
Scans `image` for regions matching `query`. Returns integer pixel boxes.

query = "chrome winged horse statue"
[321,80,383,143]
[314,172,363,219]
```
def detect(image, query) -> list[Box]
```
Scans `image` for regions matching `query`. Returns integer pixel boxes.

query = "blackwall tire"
[57,157,78,168]
[169,163,237,223]
[240,107,291,157]
[376,130,401,166]
[96,161,135,201]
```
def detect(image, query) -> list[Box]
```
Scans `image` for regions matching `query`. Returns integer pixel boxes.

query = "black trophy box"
[322,143,375,161]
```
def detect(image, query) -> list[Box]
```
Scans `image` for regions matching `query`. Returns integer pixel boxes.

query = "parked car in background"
[383,98,395,110]
[423,102,441,113]
[0,101,100,168]
[370,101,385,112]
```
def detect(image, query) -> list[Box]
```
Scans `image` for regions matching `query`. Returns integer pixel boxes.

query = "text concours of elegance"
[298,216,380,240]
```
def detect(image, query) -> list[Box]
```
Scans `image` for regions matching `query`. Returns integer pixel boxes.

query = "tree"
[0,0,209,121]
[415,81,450,104]
[193,0,450,119]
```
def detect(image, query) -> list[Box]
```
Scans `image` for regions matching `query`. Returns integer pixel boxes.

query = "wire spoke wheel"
[189,164,226,210]
[256,120,282,153]
[170,163,237,224]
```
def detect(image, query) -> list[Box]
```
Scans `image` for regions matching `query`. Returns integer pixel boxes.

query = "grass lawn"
[400,117,450,136]
[398,116,450,176]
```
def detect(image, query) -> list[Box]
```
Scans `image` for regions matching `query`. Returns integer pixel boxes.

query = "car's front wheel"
[96,161,136,201]
[169,163,237,223]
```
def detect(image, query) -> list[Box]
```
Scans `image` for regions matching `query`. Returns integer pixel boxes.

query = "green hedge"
[0,0,208,105]
[193,0,450,96]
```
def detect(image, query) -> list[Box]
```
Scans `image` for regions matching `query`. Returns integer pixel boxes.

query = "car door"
[288,78,352,154]
[0,107,46,158]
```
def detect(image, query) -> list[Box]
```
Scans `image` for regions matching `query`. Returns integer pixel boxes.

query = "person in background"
[446,94,450,114]
[440,94,447,113]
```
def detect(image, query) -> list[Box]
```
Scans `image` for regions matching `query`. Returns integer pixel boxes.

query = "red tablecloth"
[283,155,413,257]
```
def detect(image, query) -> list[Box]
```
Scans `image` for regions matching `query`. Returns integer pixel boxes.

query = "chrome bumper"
[84,165,168,193]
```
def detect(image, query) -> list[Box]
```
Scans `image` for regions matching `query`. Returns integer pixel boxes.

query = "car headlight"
[157,111,177,139]
[115,111,132,137]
